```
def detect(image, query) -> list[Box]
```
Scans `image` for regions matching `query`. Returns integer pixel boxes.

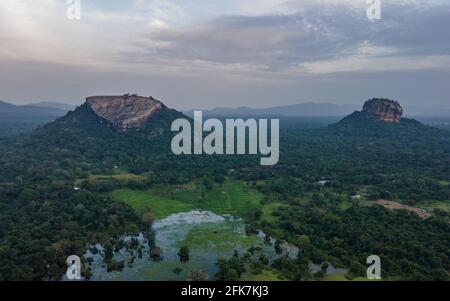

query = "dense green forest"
[0,102,449,280]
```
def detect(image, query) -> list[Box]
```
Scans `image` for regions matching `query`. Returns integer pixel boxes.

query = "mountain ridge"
[27,101,76,111]
[184,102,450,117]
[185,102,359,117]
[0,100,68,117]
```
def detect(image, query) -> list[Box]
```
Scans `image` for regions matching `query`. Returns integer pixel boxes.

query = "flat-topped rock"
[86,95,164,131]
[362,98,403,123]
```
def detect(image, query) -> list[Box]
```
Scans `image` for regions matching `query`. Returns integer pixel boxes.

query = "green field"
[339,200,353,210]
[425,201,450,212]
[179,223,260,253]
[321,274,382,281]
[111,189,194,219]
[89,173,145,181]
[76,172,145,186]
[243,268,286,281]
[320,274,350,281]
[260,202,287,223]
[111,179,263,219]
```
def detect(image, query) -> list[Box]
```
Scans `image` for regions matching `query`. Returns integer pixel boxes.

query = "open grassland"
[111,179,263,219]
[242,268,286,281]
[89,173,145,181]
[260,202,288,224]
[76,172,145,185]
[111,189,194,219]
[425,201,450,212]
[321,274,383,281]
[439,180,450,186]
[179,223,259,253]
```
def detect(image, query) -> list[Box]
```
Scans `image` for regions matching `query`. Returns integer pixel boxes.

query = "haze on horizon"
[0,0,449,110]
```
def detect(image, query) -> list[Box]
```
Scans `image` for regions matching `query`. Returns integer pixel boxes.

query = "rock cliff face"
[86,95,164,131]
[362,98,403,123]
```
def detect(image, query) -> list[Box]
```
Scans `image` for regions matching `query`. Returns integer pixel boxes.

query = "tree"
[142,211,155,226]
[274,240,283,255]
[18,188,38,202]
[224,269,239,281]
[178,246,190,263]
[203,178,213,191]
[259,254,269,265]
[187,269,208,281]
[298,235,311,251]
[264,234,272,245]
[150,246,163,261]
[103,242,113,261]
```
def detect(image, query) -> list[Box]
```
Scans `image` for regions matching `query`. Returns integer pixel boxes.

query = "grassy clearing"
[339,200,353,211]
[173,180,262,217]
[243,268,286,281]
[260,203,286,223]
[321,274,382,281]
[179,223,259,253]
[351,277,382,281]
[111,179,263,219]
[321,274,350,281]
[76,172,145,185]
[89,173,145,181]
[111,189,194,219]
[425,201,450,212]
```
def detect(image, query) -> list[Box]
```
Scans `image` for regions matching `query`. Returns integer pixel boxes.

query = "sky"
[0,0,449,109]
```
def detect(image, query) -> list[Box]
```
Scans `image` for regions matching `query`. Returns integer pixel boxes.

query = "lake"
[85,210,281,280]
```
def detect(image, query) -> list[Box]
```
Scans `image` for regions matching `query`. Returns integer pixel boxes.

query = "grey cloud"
[372,4,450,56]
[123,1,450,70]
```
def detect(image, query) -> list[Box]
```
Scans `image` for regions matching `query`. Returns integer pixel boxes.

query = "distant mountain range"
[1,98,449,138]
[185,102,450,117]
[1,99,449,120]
[0,100,71,119]
[184,102,359,117]
[34,96,448,141]
[0,100,74,136]
[28,101,76,111]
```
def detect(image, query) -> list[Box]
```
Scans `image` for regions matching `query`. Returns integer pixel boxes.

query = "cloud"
[1,0,449,74]
[115,0,450,76]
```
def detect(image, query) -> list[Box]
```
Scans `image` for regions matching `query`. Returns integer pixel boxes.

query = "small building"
[316,180,330,186]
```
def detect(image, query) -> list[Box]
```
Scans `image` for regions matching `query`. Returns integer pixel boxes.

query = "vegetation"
[111,189,194,219]
[110,179,262,219]
[178,246,190,263]
[258,200,449,280]
[0,103,449,280]
[242,268,286,281]
[180,224,259,253]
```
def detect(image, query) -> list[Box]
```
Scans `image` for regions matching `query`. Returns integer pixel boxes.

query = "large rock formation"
[362,98,403,123]
[86,94,164,131]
